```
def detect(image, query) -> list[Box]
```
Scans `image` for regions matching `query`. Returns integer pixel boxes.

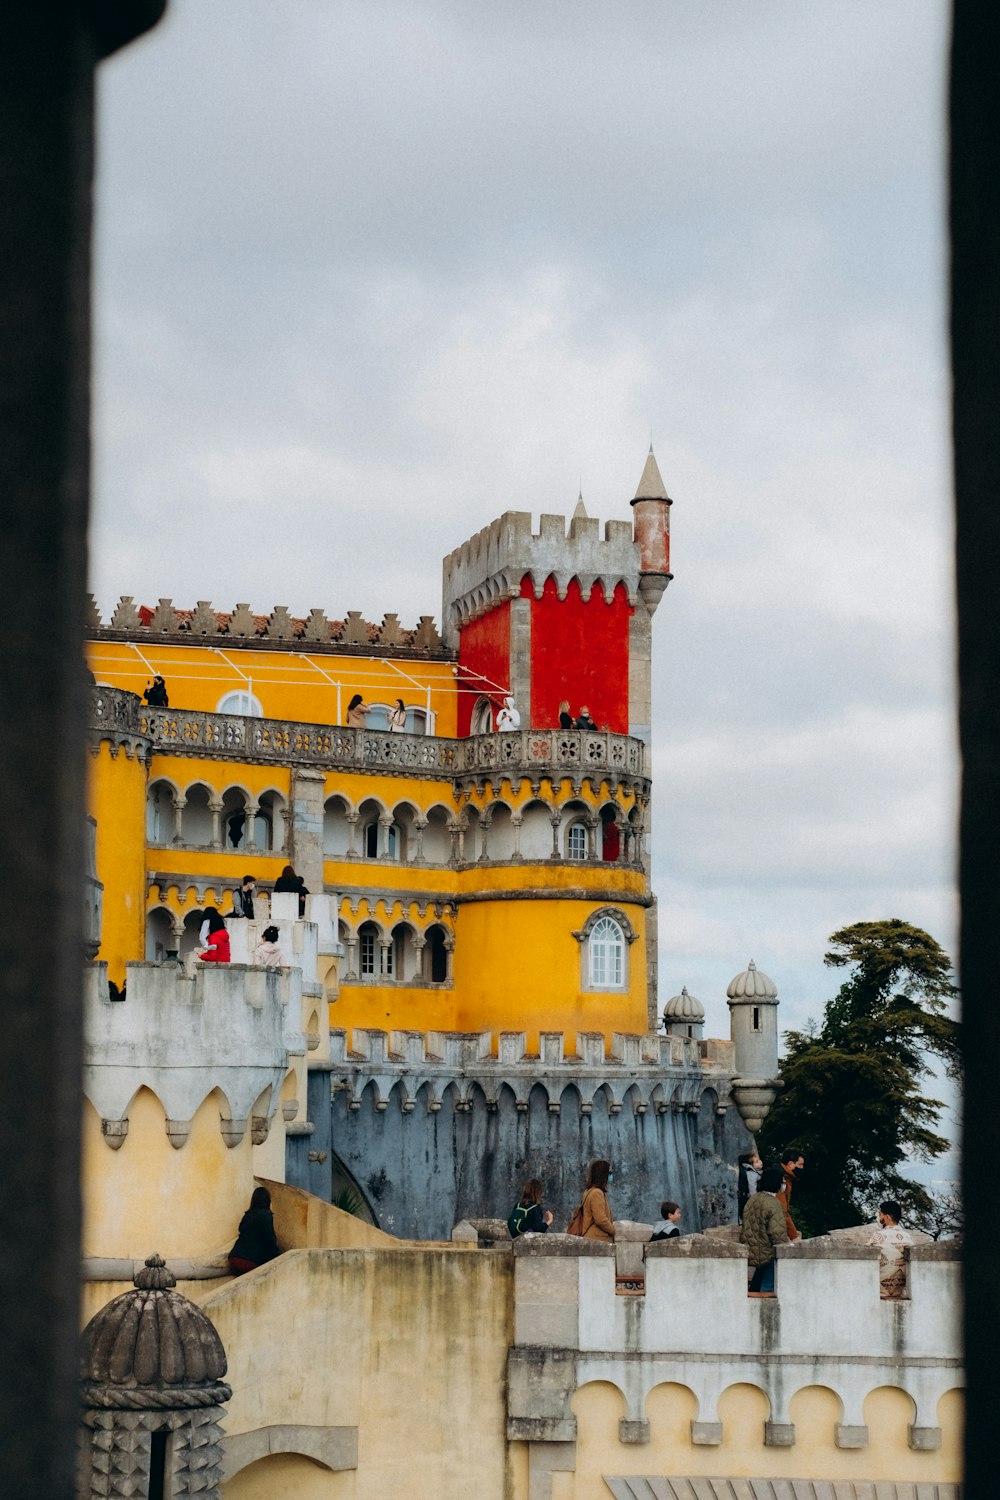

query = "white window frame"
[216,689,263,718]
[588,916,626,990]
[566,821,589,861]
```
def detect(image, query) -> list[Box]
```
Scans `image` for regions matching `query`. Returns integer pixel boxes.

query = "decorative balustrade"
[89,687,647,782]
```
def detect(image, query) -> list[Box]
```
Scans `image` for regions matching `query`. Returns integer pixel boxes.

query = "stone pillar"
[244,797,259,853]
[511,811,522,860]
[378,937,393,979]
[549,812,561,859]
[171,796,185,846]
[378,813,392,859]
[414,933,427,979]
[288,767,326,891]
[509,594,532,724]
[478,813,490,863]
[345,934,359,981]
[208,797,223,852]
[346,810,359,859]
[587,818,598,860]
[444,934,455,983]
[413,817,426,861]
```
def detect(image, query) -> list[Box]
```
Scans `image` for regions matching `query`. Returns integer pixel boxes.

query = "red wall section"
[456,600,511,736]
[527,576,632,732]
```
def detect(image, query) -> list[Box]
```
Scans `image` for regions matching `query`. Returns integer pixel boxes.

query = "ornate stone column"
[549,812,562,859]
[243,797,259,853]
[378,814,393,859]
[171,796,185,846]
[346,810,359,859]
[510,811,523,861]
[208,798,223,852]
[413,816,427,862]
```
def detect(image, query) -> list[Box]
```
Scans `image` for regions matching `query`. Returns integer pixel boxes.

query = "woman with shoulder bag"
[571,1159,615,1240]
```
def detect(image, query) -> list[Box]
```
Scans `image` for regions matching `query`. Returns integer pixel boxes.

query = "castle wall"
[527,575,632,733]
[299,1029,752,1239]
[456,596,511,734]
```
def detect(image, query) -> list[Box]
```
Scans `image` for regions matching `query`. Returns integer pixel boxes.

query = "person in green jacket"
[740,1166,789,1293]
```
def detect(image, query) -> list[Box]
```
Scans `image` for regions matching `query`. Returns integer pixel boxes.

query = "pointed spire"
[573,484,588,521]
[633,443,669,502]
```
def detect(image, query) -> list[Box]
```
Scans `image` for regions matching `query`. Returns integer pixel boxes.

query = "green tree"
[757,920,960,1235]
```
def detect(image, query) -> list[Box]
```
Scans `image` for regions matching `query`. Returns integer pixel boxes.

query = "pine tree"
[757,920,960,1235]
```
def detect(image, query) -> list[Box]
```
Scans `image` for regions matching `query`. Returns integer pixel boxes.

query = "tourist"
[558,699,574,729]
[232,874,256,919]
[867,1200,925,1300]
[198,905,220,946]
[650,1201,682,1241]
[575,705,597,730]
[198,910,231,964]
[737,1151,763,1222]
[227,1186,280,1275]
[507,1178,554,1237]
[774,1146,805,1241]
[741,1166,788,1292]
[253,925,284,969]
[580,1159,616,1241]
[496,695,521,730]
[143,674,169,707]
[274,864,309,916]
[346,693,369,728]
[387,697,407,732]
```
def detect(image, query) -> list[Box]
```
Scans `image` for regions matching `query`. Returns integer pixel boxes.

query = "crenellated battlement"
[506,1233,962,1451]
[83,958,306,1149]
[87,596,446,657]
[329,1024,736,1114]
[441,509,640,645]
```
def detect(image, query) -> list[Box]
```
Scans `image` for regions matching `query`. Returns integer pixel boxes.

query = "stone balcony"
[89,686,649,786]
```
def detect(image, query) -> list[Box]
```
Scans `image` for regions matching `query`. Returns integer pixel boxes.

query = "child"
[253,926,284,968]
[650,1201,682,1241]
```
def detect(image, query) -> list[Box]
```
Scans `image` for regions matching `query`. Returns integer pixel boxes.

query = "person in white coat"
[496,696,521,730]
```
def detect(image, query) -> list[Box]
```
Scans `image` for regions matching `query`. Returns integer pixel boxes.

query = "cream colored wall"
[553,1377,963,1497]
[82,1087,254,1262]
[204,1247,514,1500]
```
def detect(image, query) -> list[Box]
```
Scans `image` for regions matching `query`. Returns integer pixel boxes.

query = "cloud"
[90,1,957,1083]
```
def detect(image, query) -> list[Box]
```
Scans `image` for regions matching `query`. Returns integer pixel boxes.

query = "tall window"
[567,821,588,860]
[364,821,398,859]
[589,916,625,988]
[359,927,377,977]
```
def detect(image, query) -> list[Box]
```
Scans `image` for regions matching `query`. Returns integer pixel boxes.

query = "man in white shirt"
[866,1199,928,1299]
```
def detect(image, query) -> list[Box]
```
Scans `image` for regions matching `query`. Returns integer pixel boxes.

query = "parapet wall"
[442,510,640,646]
[507,1233,962,1451]
[301,1026,753,1239]
[83,959,305,1135]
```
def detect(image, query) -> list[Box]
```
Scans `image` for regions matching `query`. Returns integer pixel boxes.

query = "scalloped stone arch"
[572,906,638,945]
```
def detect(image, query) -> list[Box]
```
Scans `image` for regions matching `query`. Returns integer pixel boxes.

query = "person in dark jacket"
[274,864,309,916]
[740,1166,789,1292]
[143,674,169,707]
[650,1201,682,1240]
[233,874,256,919]
[228,1185,280,1274]
[508,1178,554,1237]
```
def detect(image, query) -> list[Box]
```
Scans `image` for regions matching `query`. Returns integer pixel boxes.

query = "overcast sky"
[91,3,956,1163]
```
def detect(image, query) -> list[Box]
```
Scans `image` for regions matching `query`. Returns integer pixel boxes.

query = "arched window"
[363,821,399,859]
[471,696,493,735]
[216,689,263,718]
[359,923,379,978]
[589,916,625,989]
[566,821,588,860]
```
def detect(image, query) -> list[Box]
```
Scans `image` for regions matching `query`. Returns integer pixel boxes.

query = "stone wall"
[295,1029,753,1238]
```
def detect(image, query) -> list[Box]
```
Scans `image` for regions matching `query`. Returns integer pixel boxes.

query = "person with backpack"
[508,1179,553,1237]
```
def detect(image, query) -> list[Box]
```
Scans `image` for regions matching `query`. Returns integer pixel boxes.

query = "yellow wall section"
[88,640,459,734]
[555,1378,962,1497]
[89,742,147,985]
[451,898,648,1042]
[82,1089,257,1261]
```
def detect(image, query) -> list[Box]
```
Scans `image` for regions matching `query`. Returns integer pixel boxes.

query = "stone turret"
[726,959,781,1136]
[78,1254,231,1500]
[662,985,705,1040]
[629,444,673,618]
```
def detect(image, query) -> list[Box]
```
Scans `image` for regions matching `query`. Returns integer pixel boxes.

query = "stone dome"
[726,959,777,1001]
[663,986,705,1023]
[81,1254,230,1407]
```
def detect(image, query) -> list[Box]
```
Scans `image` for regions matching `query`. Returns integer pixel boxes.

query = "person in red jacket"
[199,909,230,963]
